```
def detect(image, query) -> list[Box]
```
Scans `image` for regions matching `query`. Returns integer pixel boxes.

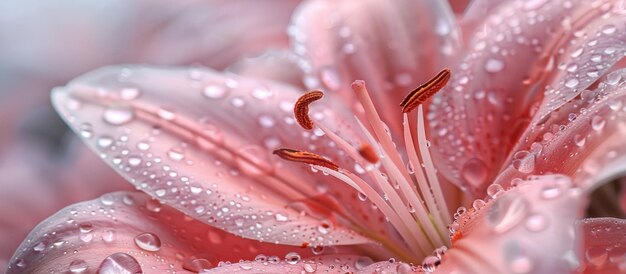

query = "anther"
[294,90,324,130]
[273,148,339,171]
[358,144,379,164]
[400,68,451,113]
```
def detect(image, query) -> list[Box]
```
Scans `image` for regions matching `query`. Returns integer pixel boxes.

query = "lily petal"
[428,0,625,196]
[497,69,626,192]
[578,217,626,273]
[436,175,586,273]
[227,50,305,88]
[203,254,417,274]
[290,0,461,135]
[52,65,377,247]
[7,191,318,273]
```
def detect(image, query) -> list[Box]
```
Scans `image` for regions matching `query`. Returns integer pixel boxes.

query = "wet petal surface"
[52,65,378,247]
[436,175,586,273]
[7,191,315,273]
[578,217,626,273]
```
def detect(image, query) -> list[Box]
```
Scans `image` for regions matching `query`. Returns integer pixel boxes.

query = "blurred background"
[0,0,473,269]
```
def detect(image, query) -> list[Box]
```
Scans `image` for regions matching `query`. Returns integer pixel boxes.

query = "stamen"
[294,90,324,130]
[400,68,451,113]
[358,144,379,164]
[273,148,339,171]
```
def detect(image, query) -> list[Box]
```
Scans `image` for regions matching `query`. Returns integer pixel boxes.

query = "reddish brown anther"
[358,144,379,164]
[400,68,451,113]
[273,148,339,171]
[294,90,324,130]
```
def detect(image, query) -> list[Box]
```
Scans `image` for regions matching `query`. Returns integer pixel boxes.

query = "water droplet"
[103,106,134,125]
[258,115,275,128]
[512,154,535,174]
[461,158,488,188]
[127,156,142,167]
[252,87,273,100]
[421,255,441,273]
[79,123,94,139]
[570,48,583,58]
[203,85,228,99]
[33,242,45,252]
[275,213,288,222]
[97,253,142,274]
[146,199,162,213]
[102,230,115,243]
[354,257,374,270]
[487,184,505,198]
[183,256,215,272]
[134,232,161,252]
[120,88,140,100]
[230,97,246,107]
[487,195,529,233]
[69,259,88,273]
[167,148,185,161]
[585,246,608,267]
[591,116,606,131]
[524,213,549,232]
[285,252,301,265]
[303,261,317,273]
[574,134,586,147]
[564,78,579,88]
[602,24,616,34]
[472,199,486,210]
[485,58,504,73]
[97,136,114,149]
[157,107,176,121]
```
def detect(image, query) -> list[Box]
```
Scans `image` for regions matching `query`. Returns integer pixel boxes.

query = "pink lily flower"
[6,0,626,273]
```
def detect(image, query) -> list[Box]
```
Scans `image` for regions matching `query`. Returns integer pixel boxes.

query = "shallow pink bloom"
[6,0,626,273]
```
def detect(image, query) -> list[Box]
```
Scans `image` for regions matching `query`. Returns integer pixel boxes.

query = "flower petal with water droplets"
[429,0,624,196]
[497,69,626,191]
[436,175,586,273]
[52,65,375,247]
[577,217,626,273]
[6,192,317,273]
[202,254,417,274]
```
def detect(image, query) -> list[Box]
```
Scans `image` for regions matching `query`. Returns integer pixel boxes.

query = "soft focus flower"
[5,0,626,273]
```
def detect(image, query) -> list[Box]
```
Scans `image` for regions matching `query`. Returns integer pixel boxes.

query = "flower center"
[274,69,452,260]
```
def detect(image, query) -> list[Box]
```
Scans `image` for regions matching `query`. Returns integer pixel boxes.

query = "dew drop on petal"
[97,253,142,274]
[134,232,161,252]
[167,148,185,161]
[564,78,579,88]
[203,85,228,99]
[120,88,140,100]
[303,261,317,273]
[102,230,115,243]
[354,257,374,270]
[103,106,134,125]
[487,195,529,233]
[285,252,301,265]
[157,107,176,121]
[97,135,114,149]
[524,213,549,232]
[591,116,606,131]
[33,242,45,252]
[487,184,505,198]
[69,259,88,273]
[461,158,488,188]
[485,58,504,73]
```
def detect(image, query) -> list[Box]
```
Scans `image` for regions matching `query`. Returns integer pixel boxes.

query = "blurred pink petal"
[578,217,626,273]
[51,65,380,247]
[429,0,626,196]
[6,191,319,273]
[290,0,461,136]
[436,175,586,273]
[227,50,305,88]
